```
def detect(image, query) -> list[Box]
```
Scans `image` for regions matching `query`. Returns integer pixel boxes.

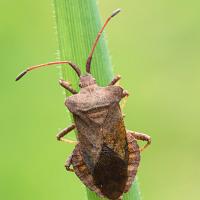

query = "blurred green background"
[1,0,200,199]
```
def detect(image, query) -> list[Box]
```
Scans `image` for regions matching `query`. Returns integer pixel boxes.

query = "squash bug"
[16,9,151,200]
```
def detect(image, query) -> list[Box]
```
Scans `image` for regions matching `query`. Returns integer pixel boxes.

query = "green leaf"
[53,0,141,199]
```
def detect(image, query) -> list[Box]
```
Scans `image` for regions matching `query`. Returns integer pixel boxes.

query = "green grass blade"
[53,0,141,199]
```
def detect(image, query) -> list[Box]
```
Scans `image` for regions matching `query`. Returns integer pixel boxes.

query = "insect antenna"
[86,8,121,74]
[16,61,81,81]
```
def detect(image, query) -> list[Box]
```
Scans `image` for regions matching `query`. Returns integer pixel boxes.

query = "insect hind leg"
[129,131,151,152]
[65,154,74,172]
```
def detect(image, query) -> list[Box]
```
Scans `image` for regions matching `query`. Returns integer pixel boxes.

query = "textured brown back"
[71,132,140,199]
[66,85,137,199]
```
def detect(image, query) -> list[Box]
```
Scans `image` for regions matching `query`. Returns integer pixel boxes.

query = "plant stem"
[53,0,141,199]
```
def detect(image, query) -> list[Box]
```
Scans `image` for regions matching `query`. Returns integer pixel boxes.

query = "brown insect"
[16,9,151,200]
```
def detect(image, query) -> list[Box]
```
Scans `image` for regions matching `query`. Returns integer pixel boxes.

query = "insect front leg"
[56,124,78,144]
[121,90,129,111]
[127,130,151,152]
[108,75,121,86]
[122,90,129,98]
[59,79,78,94]
[65,153,74,172]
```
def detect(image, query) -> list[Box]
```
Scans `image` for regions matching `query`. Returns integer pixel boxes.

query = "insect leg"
[128,130,151,152]
[120,90,129,111]
[122,90,129,98]
[108,75,121,86]
[59,79,78,94]
[56,124,78,144]
[65,153,74,172]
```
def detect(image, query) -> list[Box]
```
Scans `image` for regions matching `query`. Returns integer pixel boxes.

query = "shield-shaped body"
[66,84,140,199]
[15,8,150,200]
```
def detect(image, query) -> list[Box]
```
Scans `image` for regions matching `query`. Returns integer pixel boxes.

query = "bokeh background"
[1,0,200,199]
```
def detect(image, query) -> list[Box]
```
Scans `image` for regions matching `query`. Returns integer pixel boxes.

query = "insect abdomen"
[92,144,127,199]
